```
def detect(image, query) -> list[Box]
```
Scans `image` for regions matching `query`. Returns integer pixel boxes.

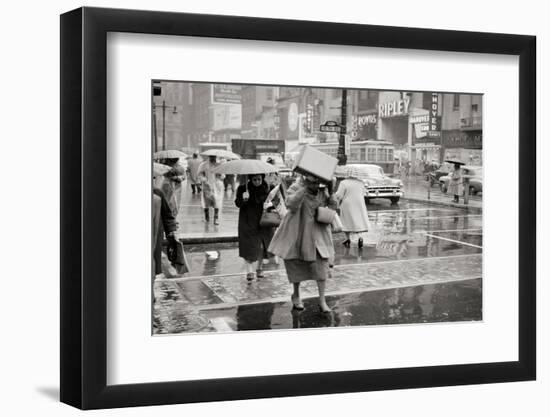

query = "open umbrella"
[201,149,241,160]
[212,159,279,175]
[444,159,465,166]
[153,162,171,176]
[153,149,188,160]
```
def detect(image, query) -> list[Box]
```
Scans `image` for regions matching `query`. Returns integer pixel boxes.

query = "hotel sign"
[428,93,440,134]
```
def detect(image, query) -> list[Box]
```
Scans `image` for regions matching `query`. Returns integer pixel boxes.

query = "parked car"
[439,165,483,195]
[340,164,404,204]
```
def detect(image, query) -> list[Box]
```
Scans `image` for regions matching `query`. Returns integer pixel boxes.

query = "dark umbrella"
[444,159,465,166]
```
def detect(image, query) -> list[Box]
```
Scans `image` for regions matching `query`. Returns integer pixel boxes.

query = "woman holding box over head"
[268,173,337,314]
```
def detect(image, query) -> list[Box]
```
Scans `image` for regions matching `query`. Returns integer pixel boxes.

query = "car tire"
[440,184,447,193]
[390,197,400,205]
[364,197,371,205]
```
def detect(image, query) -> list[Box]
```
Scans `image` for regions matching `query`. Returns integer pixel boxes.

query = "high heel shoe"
[358,237,363,248]
[319,303,332,314]
[342,239,351,248]
[291,295,305,311]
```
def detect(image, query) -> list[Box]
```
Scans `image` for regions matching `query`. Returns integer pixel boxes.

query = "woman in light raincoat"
[334,166,371,248]
[447,163,464,203]
[197,155,225,224]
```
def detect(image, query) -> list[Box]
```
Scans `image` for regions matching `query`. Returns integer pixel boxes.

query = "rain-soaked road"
[154,182,482,334]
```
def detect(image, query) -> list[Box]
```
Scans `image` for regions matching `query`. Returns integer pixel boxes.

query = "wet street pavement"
[155,180,483,334]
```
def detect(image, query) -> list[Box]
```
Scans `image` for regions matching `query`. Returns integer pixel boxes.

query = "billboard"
[212,84,242,104]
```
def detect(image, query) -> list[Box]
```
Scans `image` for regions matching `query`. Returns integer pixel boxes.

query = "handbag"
[315,206,337,224]
[166,238,190,275]
[260,208,281,227]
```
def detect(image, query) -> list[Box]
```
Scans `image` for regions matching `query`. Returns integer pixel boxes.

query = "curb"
[403,196,483,213]
[180,235,239,245]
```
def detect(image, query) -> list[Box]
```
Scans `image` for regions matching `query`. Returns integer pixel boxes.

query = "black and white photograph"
[152,82,483,334]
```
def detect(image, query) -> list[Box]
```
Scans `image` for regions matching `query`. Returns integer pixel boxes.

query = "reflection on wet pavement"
[181,208,482,278]
[159,279,482,333]
[154,187,483,335]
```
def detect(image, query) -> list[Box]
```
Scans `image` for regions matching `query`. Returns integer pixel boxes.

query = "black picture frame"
[60,6,536,410]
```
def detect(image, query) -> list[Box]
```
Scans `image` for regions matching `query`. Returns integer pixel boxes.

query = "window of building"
[266,88,273,101]
[453,94,460,111]
[367,148,376,161]
[471,103,479,112]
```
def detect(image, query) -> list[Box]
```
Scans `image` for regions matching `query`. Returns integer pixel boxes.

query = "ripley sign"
[379,98,410,118]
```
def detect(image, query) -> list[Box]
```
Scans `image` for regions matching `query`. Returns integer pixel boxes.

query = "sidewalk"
[401,176,483,212]
[176,177,482,243]
[153,253,482,333]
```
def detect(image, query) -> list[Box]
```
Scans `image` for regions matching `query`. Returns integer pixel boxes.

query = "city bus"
[309,139,396,172]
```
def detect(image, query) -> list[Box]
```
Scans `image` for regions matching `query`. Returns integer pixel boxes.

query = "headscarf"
[247,174,269,203]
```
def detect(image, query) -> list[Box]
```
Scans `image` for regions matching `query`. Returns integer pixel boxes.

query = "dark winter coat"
[153,188,178,275]
[235,180,274,262]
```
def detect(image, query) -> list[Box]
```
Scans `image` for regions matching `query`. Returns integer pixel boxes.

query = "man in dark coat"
[153,188,178,275]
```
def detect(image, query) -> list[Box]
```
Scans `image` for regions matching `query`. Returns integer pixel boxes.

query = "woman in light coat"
[197,155,225,224]
[334,167,370,248]
[268,174,337,313]
[447,163,464,203]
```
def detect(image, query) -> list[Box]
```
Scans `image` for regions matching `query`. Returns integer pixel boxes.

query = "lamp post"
[152,100,178,151]
[337,89,348,165]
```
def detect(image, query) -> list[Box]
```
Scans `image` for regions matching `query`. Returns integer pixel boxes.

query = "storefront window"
[367,148,376,162]
[377,148,384,161]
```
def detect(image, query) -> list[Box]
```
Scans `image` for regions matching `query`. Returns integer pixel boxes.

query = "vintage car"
[439,165,483,195]
[339,164,404,204]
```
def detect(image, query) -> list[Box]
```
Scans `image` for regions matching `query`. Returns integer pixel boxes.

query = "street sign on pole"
[320,120,343,133]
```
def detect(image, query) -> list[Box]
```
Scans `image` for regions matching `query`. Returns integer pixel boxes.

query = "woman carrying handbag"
[235,174,275,281]
[268,174,337,314]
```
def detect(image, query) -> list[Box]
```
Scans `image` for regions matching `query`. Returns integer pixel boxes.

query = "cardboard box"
[292,145,338,182]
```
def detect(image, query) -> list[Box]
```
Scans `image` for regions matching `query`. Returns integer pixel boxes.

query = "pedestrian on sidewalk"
[268,174,337,314]
[187,153,202,195]
[158,158,186,217]
[334,167,370,248]
[198,155,225,225]
[235,174,274,281]
[448,163,464,203]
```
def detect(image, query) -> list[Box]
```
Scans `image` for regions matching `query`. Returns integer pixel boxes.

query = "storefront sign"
[379,98,410,118]
[350,112,378,139]
[410,114,430,124]
[443,130,483,148]
[429,93,440,133]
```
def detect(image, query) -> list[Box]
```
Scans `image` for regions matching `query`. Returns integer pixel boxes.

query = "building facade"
[152,81,194,152]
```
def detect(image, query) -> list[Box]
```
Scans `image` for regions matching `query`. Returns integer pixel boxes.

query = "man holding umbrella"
[446,159,465,203]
